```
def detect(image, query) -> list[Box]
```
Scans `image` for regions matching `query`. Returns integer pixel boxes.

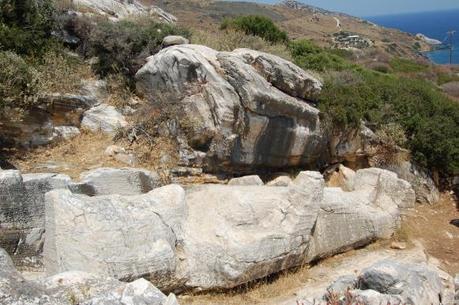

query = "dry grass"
[105,74,136,109]
[10,130,120,179]
[191,29,292,61]
[179,266,312,305]
[402,193,459,275]
[34,50,94,94]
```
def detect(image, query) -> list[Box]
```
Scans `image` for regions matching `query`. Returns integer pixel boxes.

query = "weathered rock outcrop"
[73,0,177,23]
[0,167,163,267]
[136,45,328,172]
[44,185,187,288]
[42,168,415,291]
[0,171,71,267]
[0,247,179,305]
[381,161,440,204]
[81,104,127,135]
[318,260,448,305]
[179,172,323,290]
[0,93,99,147]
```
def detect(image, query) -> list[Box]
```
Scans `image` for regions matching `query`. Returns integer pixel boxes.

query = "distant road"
[333,17,341,28]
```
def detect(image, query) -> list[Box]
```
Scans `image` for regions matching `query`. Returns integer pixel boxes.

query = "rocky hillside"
[0,0,458,305]
[148,0,430,63]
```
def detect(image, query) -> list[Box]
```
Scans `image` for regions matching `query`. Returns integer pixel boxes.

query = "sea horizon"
[366,9,459,64]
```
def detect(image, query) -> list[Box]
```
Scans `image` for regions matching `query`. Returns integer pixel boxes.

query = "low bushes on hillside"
[389,57,428,73]
[319,69,459,176]
[220,15,288,44]
[191,29,292,60]
[289,39,351,72]
[79,18,190,80]
[0,0,56,55]
[0,51,38,109]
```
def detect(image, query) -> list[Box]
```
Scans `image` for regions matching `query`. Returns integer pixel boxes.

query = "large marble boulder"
[0,171,71,267]
[136,45,327,172]
[44,185,187,289]
[178,171,324,290]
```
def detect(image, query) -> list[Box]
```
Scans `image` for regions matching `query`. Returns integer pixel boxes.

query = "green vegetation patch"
[0,0,56,55]
[319,69,459,175]
[288,39,352,72]
[0,51,38,109]
[80,18,190,80]
[221,15,288,44]
[389,57,428,73]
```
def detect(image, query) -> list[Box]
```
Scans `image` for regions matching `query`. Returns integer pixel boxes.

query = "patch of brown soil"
[8,130,122,179]
[402,193,459,275]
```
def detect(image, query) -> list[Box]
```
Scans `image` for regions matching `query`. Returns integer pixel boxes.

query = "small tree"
[221,15,288,44]
[0,0,56,55]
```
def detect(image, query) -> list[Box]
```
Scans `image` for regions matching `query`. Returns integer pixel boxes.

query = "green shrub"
[220,15,288,44]
[436,71,459,85]
[0,0,57,55]
[319,69,459,175]
[289,39,351,72]
[389,57,428,73]
[84,18,190,79]
[0,51,38,109]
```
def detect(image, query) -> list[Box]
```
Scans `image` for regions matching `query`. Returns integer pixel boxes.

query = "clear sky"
[242,0,459,17]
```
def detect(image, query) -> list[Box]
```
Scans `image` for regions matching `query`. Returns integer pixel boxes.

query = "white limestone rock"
[136,44,325,172]
[162,35,189,48]
[79,167,162,196]
[227,175,263,186]
[266,175,293,186]
[81,104,127,135]
[44,185,187,289]
[179,173,323,290]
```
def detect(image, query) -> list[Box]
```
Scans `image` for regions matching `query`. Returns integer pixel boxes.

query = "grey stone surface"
[73,0,177,22]
[358,260,445,305]
[266,176,293,186]
[0,171,71,267]
[0,248,60,305]
[380,161,440,205]
[44,185,187,289]
[81,104,127,135]
[53,126,81,140]
[179,173,323,290]
[0,247,178,305]
[227,175,263,186]
[136,44,326,172]
[162,35,189,47]
[353,168,416,211]
[326,275,358,294]
[79,167,162,196]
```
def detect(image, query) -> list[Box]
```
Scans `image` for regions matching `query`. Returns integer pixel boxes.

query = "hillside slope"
[146,0,430,63]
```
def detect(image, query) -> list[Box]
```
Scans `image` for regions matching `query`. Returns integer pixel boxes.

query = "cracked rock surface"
[40,168,415,291]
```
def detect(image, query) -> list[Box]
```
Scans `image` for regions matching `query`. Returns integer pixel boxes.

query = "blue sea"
[366,9,459,64]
